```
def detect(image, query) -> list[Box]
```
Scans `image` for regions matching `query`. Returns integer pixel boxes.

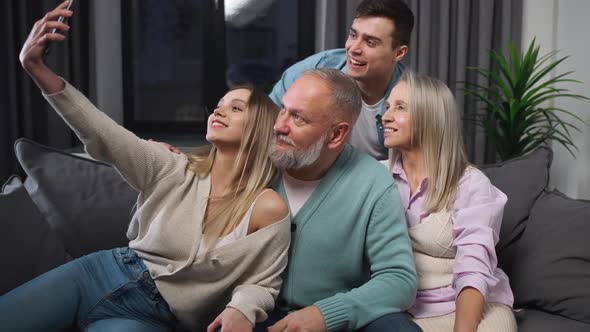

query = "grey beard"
[270,134,327,170]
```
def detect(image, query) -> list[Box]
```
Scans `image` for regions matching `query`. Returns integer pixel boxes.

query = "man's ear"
[326,121,352,149]
[393,45,408,63]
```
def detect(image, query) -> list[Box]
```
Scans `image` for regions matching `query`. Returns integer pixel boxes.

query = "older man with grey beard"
[257,68,419,332]
[270,130,327,171]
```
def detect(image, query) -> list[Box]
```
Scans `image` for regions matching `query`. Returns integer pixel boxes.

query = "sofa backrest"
[14,138,137,258]
[482,147,590,324]
[509,190,590,324]
[480,146,552,253]
[0,175,68,294]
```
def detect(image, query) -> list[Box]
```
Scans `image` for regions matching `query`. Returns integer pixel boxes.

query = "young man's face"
[345,16,398,83]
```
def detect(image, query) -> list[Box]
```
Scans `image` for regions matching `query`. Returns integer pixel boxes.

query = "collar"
[391,155,405,177]
[391,155,429,190]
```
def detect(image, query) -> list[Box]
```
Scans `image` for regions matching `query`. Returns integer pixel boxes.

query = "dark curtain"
[317,0,522,164]
[315,0,360,51]
[404,0,523,164]
[1,0,92,183]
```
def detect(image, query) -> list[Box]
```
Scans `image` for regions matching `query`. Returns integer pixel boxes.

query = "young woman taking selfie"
[0,2,290,331]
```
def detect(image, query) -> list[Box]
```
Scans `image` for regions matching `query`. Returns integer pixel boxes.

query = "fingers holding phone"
[19,0,74,70]
[45,0,76,57]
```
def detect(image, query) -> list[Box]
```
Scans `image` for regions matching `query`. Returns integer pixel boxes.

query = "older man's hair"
[302,68,362,125]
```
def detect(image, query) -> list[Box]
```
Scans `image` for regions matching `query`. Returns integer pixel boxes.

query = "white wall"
[522,0,590,199]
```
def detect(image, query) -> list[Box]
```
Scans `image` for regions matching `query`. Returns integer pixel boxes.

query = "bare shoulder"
[249,190,289,232]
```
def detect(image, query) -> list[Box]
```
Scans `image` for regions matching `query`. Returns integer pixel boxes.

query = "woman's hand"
[207,307,253,332]
[19,0,72,70]
[149,140,183,154]
[19,0,72,94]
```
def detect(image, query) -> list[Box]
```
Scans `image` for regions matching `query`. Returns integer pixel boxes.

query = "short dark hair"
[354,0,414,49]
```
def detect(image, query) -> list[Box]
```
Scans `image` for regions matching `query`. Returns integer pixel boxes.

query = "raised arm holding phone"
[3,2,291,331]
[20,1,73,94]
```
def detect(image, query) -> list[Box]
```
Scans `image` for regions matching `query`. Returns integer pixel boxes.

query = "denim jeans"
[254,309,422,332]
[362,312,423,332]
[0,247,178,331]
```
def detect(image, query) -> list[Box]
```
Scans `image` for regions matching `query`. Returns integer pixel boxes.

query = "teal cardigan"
[269,49,405,155]
[274,145,417,331]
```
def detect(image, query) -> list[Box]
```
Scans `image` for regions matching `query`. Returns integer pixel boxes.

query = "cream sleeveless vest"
[409,210,455,290]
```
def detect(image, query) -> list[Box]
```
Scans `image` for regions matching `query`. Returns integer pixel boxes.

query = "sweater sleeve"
[43,80,186,191]
[314,186,417,331]
[226,218,291,324]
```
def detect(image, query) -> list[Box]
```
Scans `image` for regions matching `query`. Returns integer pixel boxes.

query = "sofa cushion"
[510,190,590,324]
[14,138,137,258]
[480,146,552,252]
[0,176,68,295]
[516,308,590,332]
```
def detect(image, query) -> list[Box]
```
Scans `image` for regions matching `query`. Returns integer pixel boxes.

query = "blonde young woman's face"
[206,88,251,148]
[382,82,412,149]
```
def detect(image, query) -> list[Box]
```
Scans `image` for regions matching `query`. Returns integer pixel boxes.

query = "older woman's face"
[206,88,251,149]
[382,82,411,149]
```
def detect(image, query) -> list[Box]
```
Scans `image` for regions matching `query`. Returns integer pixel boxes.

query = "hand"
[207,307,253,332]
[148,139,182,154]
[19,0,73,71]
[268,306,326,332]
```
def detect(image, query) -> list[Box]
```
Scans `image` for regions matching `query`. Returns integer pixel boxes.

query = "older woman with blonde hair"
[381,71,517,332]
[0,2,289,331]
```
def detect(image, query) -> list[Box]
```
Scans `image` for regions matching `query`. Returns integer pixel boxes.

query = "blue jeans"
[0,247,178,331]
[362,313,422,332]
[254,309,422,332]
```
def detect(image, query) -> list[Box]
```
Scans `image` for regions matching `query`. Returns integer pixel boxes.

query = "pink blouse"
[390,159,514,318]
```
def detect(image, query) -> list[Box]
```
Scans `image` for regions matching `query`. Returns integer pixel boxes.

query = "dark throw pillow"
[510,190,590,324]
[0,176,68,295]
[14,138,137,258]
[480,146,552,251]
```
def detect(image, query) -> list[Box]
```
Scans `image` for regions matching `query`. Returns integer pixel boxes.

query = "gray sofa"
[2,138,590,331]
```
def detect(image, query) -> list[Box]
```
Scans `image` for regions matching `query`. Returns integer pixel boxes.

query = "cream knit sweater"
[44,81,291,330]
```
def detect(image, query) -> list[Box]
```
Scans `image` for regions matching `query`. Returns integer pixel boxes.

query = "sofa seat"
[516,309,590,332]
[4,139,590,331]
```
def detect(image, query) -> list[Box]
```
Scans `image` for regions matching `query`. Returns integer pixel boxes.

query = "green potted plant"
[464,38,589,161]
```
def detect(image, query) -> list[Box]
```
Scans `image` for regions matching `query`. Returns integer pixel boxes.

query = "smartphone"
[44,0,76,58]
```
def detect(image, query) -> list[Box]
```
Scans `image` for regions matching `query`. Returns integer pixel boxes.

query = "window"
[121,0,314,136]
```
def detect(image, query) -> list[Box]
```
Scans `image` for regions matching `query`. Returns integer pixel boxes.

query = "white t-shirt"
[349,98,387,160]
[282,171,320,216]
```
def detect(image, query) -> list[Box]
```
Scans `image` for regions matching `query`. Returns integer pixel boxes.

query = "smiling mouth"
[349,57,367,66]
[210,120,227,128]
